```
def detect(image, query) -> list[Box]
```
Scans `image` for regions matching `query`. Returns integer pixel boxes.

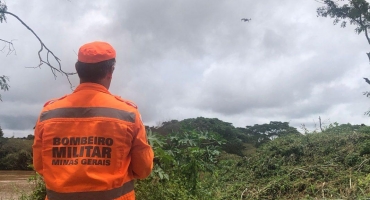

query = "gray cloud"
[1,0,370,137]
[0,115,37,130]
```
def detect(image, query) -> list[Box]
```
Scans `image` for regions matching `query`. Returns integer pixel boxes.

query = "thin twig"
[356,158,369,172]
[292,168,309,173]
[322,182,326,199]
[319,116,323,132]
[2,11,76,90]
[240,186,248,200]
[0,38,16,56]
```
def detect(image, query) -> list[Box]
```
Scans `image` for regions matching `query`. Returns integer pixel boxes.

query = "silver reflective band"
[40,107,136,123]
[46,180,134,200]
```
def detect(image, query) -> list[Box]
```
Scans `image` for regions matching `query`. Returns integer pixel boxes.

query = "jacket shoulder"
[114,95,138,109]
[43,95,68,107]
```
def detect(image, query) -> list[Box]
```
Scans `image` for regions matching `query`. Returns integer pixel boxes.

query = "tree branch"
[362,24,370,45]
[2,11,76,90]
[0,38,16,56]
[356,10,370,45]
[319,116,323,132]
[0,75,9,101]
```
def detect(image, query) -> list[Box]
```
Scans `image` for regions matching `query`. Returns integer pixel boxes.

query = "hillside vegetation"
[137,119,370,199]
[2,118,370,199]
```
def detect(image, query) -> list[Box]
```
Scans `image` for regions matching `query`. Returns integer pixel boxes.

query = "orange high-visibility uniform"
[33,83,154,200]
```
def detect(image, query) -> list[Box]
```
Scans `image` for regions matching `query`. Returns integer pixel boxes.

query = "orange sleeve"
[32,119,44,176]
[130,112,154,179]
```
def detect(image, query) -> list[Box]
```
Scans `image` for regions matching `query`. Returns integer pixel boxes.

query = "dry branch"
[0,38,16,56]
[1,10,76,89]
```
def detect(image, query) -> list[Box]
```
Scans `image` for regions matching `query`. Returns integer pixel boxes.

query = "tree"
[316,0,370,114]
[179,117,246,155]
[150,117,246,156]
[0,137,33,170]
[26,134,34,140]
[0,0,75,99]
[244,121,300,146]
[0,125,4,138]
[317,0,370,41]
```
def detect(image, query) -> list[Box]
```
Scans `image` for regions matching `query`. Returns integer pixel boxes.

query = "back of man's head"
[75,41,116,83]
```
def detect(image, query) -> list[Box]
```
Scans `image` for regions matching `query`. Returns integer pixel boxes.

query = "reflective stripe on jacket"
[33,83,154,200]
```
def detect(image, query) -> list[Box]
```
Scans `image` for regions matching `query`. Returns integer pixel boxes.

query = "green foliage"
[0,75,10,101]
[0,0,10,102]
[136,129,225,199]
[0,138,33,170]
[317,0,370,34]
[234,129,370,199]
[0,125,4,138]
[26,134,34,140]
[138,123,370,199]
[323,122,363,133]
[180,117,243,146]
[152,117,299,156]
[18,172,46,200]
[7,119,370,199]
[27,173,46,200]
[153,117,246,155]
[244,121,300,147]
[359,140,370,155]
[359,173,370,188]
[0,75,9,91]
[0,0,7,23]
[316,0,370,114]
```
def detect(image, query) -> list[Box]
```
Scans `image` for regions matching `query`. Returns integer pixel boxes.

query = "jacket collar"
[73,83,111,94]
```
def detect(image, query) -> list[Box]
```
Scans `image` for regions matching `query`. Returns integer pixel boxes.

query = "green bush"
[18,172,46,200]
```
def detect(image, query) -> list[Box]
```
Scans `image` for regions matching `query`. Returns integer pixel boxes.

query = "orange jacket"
[33,83,154,200]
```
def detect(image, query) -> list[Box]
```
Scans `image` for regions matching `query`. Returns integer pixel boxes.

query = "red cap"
[78,41,116,63]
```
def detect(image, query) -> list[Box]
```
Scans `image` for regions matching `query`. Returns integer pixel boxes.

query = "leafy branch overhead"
[317,0,370,58]
[0,0,6,23]
[0,75,9,101]
[316,0,370,115]
[0,0,76,90]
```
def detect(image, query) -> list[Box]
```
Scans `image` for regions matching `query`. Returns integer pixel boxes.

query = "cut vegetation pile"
[136,121,370,200]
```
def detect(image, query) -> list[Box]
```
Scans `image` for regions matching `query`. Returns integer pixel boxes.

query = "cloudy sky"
[1,0,370,137]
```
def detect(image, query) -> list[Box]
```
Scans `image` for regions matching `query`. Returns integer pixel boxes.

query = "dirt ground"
[0,171,35,200]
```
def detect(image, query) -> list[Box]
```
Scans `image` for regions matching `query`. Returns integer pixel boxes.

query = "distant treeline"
[147,117,301,156]
[0,127,34,170]
[0,137,33,170]
[0,117,301,170]
[1,117,365,171]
